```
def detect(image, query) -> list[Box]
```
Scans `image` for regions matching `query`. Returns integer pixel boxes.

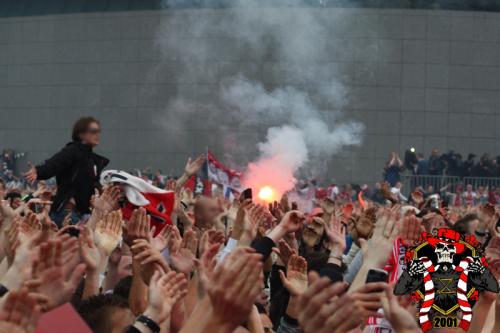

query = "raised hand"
[279,193,291,213]
[421,212,445,233]
[171,229,198,275]
[279,210,305,233]
[25,239,86,311]
[184,154,205,177]
[143,270,188,324]
[362,208,399,268]
[320,197,336,216]
[232,199,252,241]
[197,243,221,290]
[182,229,199,256]
[131,239,170,284]
[325,213,346,255]
[91,186,120,214]
[198,228,224,256]
[268,210,305,245]
[163,224,182,254]
[399,214,422,246]
[23,162,37,184]
[381,285,421,333]
[3,219,20,266]
[123,208,150,247]
[240,204,266,245]
[0,199,16,229]
[19,212,42,238]
[272,239,296,266]
[0,288,41,333]
[279,255,308,296]
[150,225,170,252]
[202,247,263,330]
[94,210,122,256]
[350,282,387,318]
[298,272,362,333]
[79,227,104,272]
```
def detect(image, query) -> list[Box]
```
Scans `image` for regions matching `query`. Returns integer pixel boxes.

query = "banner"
[207,150,243,197]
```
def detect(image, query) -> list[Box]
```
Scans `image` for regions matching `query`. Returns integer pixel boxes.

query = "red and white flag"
[100,170,174,233]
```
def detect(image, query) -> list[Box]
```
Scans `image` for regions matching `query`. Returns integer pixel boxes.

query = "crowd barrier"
[402,175,500,196]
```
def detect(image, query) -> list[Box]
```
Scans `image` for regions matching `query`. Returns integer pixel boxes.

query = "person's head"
[193,196,220,229]
[72,117,101,147]
[78,294,134,333]
[466,184,473,192]
[395,181,402,189]
[302,217,325,248]
[5,191,22,209]
[426,185,434,193]
[452,213,480,237]
[417,153,424,160]
[113,275,133,300]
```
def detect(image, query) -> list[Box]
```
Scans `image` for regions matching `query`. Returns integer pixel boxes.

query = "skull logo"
[435,242,456,264]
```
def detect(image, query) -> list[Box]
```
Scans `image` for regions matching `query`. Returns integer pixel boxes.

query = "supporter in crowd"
[383,152,404,187]
[0,143,499,333]
[428,148,445,175]
[23,117,109,226]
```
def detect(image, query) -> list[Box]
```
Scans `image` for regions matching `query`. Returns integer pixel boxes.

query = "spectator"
[462,184,477,206]
[23,117,109,226]
[390,181,407,202]
[463,153,476,177]
[383,152,404,187]
[428,148,444,175]
[415,153,429,175]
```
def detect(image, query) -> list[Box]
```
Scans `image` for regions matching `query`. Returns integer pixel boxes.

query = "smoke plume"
[155,2,365,195]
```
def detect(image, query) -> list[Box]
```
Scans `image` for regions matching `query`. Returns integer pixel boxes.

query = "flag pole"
[206,146,210,196]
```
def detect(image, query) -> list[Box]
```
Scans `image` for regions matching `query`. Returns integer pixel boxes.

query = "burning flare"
[258,186,275,202]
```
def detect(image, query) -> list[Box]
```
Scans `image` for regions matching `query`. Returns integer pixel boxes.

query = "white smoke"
[154,3,365,193]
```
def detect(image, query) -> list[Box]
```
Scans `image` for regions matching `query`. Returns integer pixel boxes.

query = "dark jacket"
[36,142,109,215]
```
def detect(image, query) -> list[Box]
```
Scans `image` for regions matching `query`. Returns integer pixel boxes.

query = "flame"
[258,186,275,202]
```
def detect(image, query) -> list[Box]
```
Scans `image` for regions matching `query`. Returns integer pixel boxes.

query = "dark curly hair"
[77,294,130,333]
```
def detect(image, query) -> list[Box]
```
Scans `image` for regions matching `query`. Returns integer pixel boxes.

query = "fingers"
[68,263,86,290]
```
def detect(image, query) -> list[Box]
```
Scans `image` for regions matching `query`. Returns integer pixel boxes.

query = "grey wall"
[0,8,499,183]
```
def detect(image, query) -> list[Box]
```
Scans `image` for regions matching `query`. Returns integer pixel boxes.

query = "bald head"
[194,196,220,229]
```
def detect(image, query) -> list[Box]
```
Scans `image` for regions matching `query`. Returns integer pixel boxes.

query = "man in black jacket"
[24,117,109,226]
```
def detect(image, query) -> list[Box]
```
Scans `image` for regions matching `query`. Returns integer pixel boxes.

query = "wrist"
[329,246,344,258]
[143,307,164,325]
[328,252,343,266]
[285,295,300,319]
[268,225,287,244]
[136,313,161,333]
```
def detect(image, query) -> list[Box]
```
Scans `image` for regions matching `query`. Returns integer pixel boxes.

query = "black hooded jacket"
[35,142,109,215]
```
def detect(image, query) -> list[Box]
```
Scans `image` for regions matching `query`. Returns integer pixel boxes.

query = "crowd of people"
[0,117,499,333]
[384,150,500,185]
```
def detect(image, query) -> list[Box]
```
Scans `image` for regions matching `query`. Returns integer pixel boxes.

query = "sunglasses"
[87,128,101,134]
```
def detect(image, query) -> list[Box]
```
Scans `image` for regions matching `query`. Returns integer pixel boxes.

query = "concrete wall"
[0,8,499,183]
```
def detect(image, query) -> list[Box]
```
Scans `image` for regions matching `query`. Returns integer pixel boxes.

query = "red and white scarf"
[418,256,475,331]
[455,257,474,331]
[418,257,435,332]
